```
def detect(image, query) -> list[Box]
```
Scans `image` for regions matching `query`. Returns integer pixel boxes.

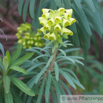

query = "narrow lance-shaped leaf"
[3,76,10,93]
[10,66,28,74]
[10,44,22,66]
[3,56,9,71]
[13,53,34,66]
[23,0,29,21]
[35,55,54,83]
[36,76,46,103]
[29,0,36,18]
[54,61,59,81]
[18,0,24,15]
[45,71,51,102]
[0,43,5,57]
[11,77,35,96]
[59,70,76,89]
[4,91,13,103]
[6,51,10,63]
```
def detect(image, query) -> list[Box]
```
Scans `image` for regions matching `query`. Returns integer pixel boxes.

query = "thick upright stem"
[48,47,57,71]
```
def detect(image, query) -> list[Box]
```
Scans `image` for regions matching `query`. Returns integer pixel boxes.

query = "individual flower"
[58,8,65,14]
[61,28,73,36]
[44,24,51,31]
[63,19,71,27]
[48,18,55,26]
[39,17,47,26]
[68,18,76,25]
[43,32,50,39]
[55,16,62,24]
[65,9,73,16]
[49,32,56,40]
[64,13,71,19]
[54,24,61,31]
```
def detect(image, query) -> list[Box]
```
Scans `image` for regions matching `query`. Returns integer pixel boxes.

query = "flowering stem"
[46,46,57,76]
[49,47,57,71]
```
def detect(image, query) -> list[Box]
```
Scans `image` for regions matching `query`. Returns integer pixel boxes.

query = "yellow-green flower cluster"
[16,23,45,49]
[38,8,76,44]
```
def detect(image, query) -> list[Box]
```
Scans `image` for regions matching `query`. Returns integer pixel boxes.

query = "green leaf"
[13,53,34,66]
[45,71,51,102]
[83,0,96,12]
[50,0,57,10]
[10,66,27,74]
[58,84,66,95]
[52,77,61,103]
[27,62,46,73]
[29,0,36,18]
[11,77,35,96]
[59,80,73,99]
[4,91,13,103]
[50,87,58,103]
[3,76,10,93]
[11,90,23,103]
[54,0,63,7]
[73,0,92,36]
[0,43,5,57]
[37,76,46,103]
[59,70,76,89]
[54,61,59,81]
[62,68,79,81]
[56,56,75,64]
[32,54,50,62]
[18,0,24,15]
[23,0,29,21]
[58,49,66,56]
[32,0,43,32]
[3,56,9,70]
[10,44,22,66]
[68,73,85,90]
[6,51,10,63]
[35,55,54,83]
[71,59,84,66]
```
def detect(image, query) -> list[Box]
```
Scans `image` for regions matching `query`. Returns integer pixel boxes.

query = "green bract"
[38,8,76,45]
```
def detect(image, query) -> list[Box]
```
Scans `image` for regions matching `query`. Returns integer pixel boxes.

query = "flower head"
[38,8,76,46]
[16,23,45,49]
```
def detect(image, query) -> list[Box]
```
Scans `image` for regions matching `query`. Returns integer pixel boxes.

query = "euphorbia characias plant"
[24,8,85,103]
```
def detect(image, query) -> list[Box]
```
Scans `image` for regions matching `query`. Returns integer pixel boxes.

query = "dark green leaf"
[10,66,28,74]
[45,71,51,102]
[18,0,24,15]
[36,76,46,103]
[10,44,22,66]
[3,76,10,93]
[23,0,29,21]
[29,0,35,18]
[11,77,35,96]
[4,91,13,103]
[0,43,5,57]
[13,53,34,66]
